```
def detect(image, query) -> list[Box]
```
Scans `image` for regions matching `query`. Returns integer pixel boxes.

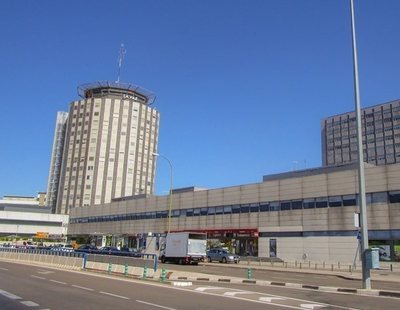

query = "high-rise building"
[46,111,68,213]
[321,99,400,166]
[55,82,160,214]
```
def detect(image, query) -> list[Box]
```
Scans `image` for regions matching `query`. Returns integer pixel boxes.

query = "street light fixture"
[152,153,174,233]
[349,0,370,290]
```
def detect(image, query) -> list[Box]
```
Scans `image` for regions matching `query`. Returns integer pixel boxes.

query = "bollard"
[391,264,393,272]
[143,265,148,279]
[124,263,128,276]
[300,263,302,269]
[161,268,167,282]
[108,262,112,274]
[338,262,340,270]
[331,264,334,271]
[315,263,317,270]
[247,268,253,279]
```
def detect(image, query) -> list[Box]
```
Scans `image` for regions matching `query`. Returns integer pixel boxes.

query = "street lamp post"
[349,0,370,290]
[152,153,174,233]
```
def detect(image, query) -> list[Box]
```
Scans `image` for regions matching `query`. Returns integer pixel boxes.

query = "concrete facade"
[68,163,400,263]
[321,99,400,166]
[55,82,160,214]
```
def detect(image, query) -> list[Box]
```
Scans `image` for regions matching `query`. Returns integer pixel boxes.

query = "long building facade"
[321,99,400,166]
[55,82,160,214]
[68,163,400,263]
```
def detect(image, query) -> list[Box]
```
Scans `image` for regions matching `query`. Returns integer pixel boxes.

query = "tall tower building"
[55,82,160,214]
[46,111,68,213]
[321,99,400,166]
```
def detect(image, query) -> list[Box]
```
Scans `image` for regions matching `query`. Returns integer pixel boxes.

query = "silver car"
[207,248,240,263]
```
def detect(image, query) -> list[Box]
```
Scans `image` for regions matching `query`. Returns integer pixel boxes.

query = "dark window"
[259,202,269,212]
[316,197,328,208]
[224,206,232,214]
[232,205,241,214]
[186,209,193,217]
[329,196,342,207]
[193,209,200,216]
[250,203,259,213]
[208,207,215,215]
[371,192,388,203]
[200,208,208,216]
[291,200,303,210]
[389,191,400,203]
[270,202,280,211]
[343,194,357,206]
[280,201,291,211]
[303,198,315,209]
[240,204,250,213]
[215,206,223,215]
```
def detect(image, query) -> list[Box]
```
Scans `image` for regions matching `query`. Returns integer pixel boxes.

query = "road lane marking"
[224,291,253,296]
[0,289,22,300]
[71,285,94,291]
[100,291,129,300]
[195,286,226,292]
[136,300,177,310]
[37,270,54,275]
[259,297,285,302]
[20,301,39,306]
[0,267,9,271]
[50,280,67,285]
[31,275,46,280]
[300,305,326,309]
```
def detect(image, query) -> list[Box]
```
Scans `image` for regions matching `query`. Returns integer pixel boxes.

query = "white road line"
[20,300,39,306]
[195,286,226,292]
[300,304,326,309]
[71,285,94,291]
[0,267,9,271]
[224,291,253,296]
[136,300,177,310]
[31,275,46,280]
[0,289,22,300]
[259,297,285,303]
[99,291,129,300]
[50,280,67,285]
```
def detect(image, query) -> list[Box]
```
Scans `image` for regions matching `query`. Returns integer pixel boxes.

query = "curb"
[167,273,400,299]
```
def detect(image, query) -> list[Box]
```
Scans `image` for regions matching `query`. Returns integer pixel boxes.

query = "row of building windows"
[69,190,400,224]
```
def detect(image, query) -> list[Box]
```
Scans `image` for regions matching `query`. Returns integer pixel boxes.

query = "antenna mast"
[116,43,126,84]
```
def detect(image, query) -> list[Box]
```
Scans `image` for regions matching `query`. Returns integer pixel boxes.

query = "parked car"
[98,246,120,255]
[75,244,98,254]
[206,248,240,263]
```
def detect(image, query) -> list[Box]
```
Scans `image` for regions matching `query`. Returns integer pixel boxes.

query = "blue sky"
[0,0,399,197]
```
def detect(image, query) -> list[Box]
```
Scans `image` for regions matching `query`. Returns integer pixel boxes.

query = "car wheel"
[178,258,184,265]
[207,256,212,263]
[161,256,166,263]
[222,257,227,263]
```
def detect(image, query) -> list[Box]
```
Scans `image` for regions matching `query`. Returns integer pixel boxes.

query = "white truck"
[160,232,207,265]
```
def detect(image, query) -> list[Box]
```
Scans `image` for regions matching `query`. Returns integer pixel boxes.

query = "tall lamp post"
[349,0,370,290]
[152,153,174,233]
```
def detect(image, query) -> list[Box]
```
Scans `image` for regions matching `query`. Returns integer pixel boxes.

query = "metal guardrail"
[0,248,158,272]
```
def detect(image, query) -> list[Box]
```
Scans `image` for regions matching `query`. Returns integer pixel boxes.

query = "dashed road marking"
[71,285,94,291]
[0,267,9,271]
[224,291,253,296]
[136,300,177,310]
[100,291,129,300]
[259,297,285,302]
[20,300,39,306]
[300,305,326,309]
[31,275,46,280]
[50,280,67,285]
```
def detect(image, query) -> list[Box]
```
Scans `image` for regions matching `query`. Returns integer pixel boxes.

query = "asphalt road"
[1,261,400,310]
[159,262,400,291]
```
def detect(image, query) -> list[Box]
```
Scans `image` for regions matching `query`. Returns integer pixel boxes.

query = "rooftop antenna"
[116,43,126,84]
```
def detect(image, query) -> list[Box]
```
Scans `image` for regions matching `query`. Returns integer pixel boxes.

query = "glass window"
[270,202,280,211]
[291,200,303,210]
[371,192,388,203]
[186,209,193,217]
[342,194,357,206]
[280,201,291,211]
[193,208,200,216]
[259,202,269,212]
[316,197,328,208]
[200,208,208,216]
[389,191,400,203]
[172,210,180,217]
[232,205,241,214]
[223,205,232,214]
[303,198,315,209]
[240,204,250,213]
[329,196,342,207]
[208,207,215,215]
[250,203,259,213]
[215,206,223,215]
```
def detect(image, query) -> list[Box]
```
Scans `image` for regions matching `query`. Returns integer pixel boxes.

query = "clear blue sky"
[0,0,399,197]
